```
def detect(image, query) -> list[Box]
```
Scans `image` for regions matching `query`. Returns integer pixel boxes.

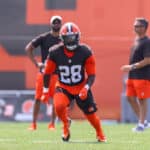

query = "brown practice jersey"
[44,44,96,95]
[31,32,61,63]
[129,36,150,79]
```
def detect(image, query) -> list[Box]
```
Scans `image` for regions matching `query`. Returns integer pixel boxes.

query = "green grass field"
[0,121,150,150]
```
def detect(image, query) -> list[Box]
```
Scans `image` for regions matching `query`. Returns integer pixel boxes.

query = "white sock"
[144,120,148,124]
[138,123,144,128]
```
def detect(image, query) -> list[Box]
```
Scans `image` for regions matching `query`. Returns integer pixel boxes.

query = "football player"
[41,22,106,142]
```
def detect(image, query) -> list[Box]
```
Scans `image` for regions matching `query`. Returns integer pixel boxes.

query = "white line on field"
[32,140,59,144]
[0,138,16,142]
[0,138,58,144]
[1,138,138,144]
[111,140,139,144]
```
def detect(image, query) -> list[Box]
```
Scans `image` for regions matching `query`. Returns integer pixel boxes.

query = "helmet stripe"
[67,23,72,34]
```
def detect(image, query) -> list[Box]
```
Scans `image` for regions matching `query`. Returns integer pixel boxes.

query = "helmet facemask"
[61,33,79,51]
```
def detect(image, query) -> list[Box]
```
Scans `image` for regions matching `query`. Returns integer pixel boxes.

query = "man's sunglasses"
[134,25,145,28]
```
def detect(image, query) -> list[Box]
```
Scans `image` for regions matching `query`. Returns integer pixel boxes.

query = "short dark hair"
[135,17,149,29]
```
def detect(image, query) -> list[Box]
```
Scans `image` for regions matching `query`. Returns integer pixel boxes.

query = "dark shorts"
[56,87,97,114]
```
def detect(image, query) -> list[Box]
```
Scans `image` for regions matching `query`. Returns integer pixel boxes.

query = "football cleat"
[28,123,37,131]
[97,135,107,142]
[62,118,71,142]
[48,123,55,130]
[132,125,144,132]
[62,132,70,142]
[144,122,150,129]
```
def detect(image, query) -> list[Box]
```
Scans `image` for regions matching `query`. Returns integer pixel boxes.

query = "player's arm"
[131,42,150,70]
[41,58,56,103]
[131,57,150,69]
[84,55,96,88]
[121,57,150,72]
[79,55,96,100]
[25,42,38,67]
[25,36,44,69]
[121,41,150,72]
[43,59,56,90]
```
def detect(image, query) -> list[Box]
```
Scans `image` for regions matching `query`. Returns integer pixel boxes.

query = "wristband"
[131,64,136,70]
[43,87,48,93]
[84,84,90,90]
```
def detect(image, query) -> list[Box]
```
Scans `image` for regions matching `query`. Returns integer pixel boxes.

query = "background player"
[121,18,150,132]
[25,15,62,130]
[41,22,106,142]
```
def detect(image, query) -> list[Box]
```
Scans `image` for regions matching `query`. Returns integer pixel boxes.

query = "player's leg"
[126,79,140,118]
[48,99,56,130]
[28,100,40,130]
[85,113,106,142]
[138,99,147,124]
[53,88,71,141]
[132,80,150,132]
[48,74,58,130]
[127,96,140,118]
[76,90,106,142]
[28,72,43,130]
[126,79,143,131]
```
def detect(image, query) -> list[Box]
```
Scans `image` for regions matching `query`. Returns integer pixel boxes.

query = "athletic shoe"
[144,122,150,129]
[62,130,70,142]
[62,127,70,142]
[97,134,107,142]
[48,123,55,130]
[28,123,37,131]
[62,118,71,142]
[132,125,144,132]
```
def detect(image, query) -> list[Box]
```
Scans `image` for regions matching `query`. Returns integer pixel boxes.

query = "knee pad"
[76,100,97,114]
[76,91,97,114]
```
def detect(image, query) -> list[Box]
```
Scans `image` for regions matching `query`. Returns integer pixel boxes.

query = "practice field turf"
[0,121,150,150]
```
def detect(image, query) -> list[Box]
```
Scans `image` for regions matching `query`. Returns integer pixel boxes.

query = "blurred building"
[0,0,150,120]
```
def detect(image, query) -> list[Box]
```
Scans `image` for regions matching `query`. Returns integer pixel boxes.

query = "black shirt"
[48,44,92,86]
[129,36,150,79]
[31,32,61,63]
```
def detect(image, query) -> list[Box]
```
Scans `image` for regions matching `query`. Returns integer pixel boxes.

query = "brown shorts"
[126,79,150,99]
[35,72,58,100]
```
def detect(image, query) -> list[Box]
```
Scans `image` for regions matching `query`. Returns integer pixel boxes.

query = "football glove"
[41,88,49,104]
[79,84,90,100]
